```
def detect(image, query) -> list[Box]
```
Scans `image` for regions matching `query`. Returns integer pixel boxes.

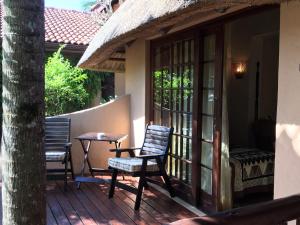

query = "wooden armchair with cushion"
[45,117,74,190]
[108,124,175,210]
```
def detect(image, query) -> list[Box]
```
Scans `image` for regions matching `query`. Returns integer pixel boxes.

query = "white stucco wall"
[115,72,126,97]
[0,95,131,179]
[275,1,300,199]
[125,39,146,147]
[53,95,131,174]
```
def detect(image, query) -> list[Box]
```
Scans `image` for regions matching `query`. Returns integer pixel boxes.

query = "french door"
[150,26,223,211]
[196,27,223,211]
[150,32,195,201]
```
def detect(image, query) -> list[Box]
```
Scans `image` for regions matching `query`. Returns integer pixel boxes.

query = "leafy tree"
[45,46,90,116]
[2,0,46,224]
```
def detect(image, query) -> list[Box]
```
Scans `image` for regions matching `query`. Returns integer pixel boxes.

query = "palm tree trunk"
[2,0,46,225]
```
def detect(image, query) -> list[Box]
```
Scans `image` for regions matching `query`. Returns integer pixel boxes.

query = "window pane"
[203,35,216,61]
[187,163,192,184]
[161,46,170,67]
[201,167,212,194]
[201,142,213,169]
[183,67,192,88]
[153,70,162,89]
[184,41,189,63]
[154,109,161,125]
[162,90,171,110]
[162,69,171,89]
[202,90,214,115]
[182,114,192,136]
[162,110,170,127]
[183,91,193,112]
[202,115,213,141]
[173,43,177,65]
[203,63,215,88]
[191,40,194,63]
[152,37,194,185]
[154,47,161,69]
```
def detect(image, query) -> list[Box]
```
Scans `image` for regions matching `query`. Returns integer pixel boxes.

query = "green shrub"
[45,46,90,116]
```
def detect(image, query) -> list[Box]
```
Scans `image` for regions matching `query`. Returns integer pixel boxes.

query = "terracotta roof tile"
[45,7,100,45]
[0,5,101,46]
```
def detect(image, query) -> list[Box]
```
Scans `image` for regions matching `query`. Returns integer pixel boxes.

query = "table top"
[75,132,128,142]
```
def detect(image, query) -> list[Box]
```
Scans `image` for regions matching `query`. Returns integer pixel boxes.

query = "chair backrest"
[45,117,71,152]
[141,124,174,164]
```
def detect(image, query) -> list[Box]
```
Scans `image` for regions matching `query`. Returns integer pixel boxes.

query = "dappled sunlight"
[38,178,198,224]
[133,116,145,147]
[276,123,300,157]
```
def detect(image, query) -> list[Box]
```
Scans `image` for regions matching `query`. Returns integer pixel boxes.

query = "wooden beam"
[108,57,126,62]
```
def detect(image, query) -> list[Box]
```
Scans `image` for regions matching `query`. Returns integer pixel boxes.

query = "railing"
[170,195,300,225]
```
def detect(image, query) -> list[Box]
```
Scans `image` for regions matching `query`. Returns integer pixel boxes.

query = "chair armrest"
[109,147,140,152]
[64,142,72,148]
[109,148,140,157]
[136,154,164,160]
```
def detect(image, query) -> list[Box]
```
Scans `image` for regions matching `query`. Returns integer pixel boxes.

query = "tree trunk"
[2,1,46,225]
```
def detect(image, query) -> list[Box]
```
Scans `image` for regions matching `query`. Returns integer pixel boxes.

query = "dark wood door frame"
[146,5,278,212]
[196,25,224,211]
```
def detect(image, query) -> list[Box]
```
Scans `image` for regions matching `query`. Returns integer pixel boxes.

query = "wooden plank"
[83,183,136,225]
[145,133,169,141]
[114,176,177,223]
[143,142,166,150]
[80,183,131,225]
[47,204,58,225]
[120,187,173,224]
[56,182,98,225]
[51,185,84,225]
[145,185,196,218]
[46,117,70,122]
[146,130,169,137]
[90,182,159,225]
[110,188,162,225]
[147,125,171,132]
[144,138,167,146]
[67,183,110,225]
[47,192,71,225]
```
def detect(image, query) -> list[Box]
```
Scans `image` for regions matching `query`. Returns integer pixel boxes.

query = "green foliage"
[153,69,192,108]
[45,46,98,116]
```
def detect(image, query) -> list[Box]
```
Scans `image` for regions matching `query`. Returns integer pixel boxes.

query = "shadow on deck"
[44,176,197,225]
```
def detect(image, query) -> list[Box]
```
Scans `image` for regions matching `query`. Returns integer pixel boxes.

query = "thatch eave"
[78,0,284,72]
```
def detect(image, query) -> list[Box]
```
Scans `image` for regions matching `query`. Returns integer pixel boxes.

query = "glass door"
[198,27,223,211]
[149,27,224,209]
[151,33,195,201]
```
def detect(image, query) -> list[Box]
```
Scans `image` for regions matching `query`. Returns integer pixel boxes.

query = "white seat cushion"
[46,151,66,161]
[108,157,159,172]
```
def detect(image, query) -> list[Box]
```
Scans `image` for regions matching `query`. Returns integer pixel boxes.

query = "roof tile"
[0,5,101,46]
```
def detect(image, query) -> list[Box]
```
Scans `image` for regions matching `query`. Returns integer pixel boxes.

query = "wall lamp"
[232,62,247,79]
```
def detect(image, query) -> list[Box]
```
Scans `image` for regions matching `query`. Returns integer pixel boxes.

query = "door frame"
[147,5,279,211]
[148,25,224,211]
[192,25,224,211]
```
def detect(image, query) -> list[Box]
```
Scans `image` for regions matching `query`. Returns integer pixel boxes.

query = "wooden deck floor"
[45,177,197,225]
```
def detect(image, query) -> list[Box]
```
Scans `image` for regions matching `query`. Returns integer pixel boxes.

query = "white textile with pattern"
[108,157,159,172]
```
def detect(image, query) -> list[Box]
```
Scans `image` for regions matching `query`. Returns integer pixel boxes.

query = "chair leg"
[64,160,68,191]
[162,170,175,197]
[135,176,145,210]
[69,150,75,180]
[109,169,118,198]
[144,180,149,189]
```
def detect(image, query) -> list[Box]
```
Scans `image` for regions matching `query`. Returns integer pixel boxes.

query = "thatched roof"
[78,0,282,72]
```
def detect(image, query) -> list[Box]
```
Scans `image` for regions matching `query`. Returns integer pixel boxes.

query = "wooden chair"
[108,124,175,210]
[45,117,74,190]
